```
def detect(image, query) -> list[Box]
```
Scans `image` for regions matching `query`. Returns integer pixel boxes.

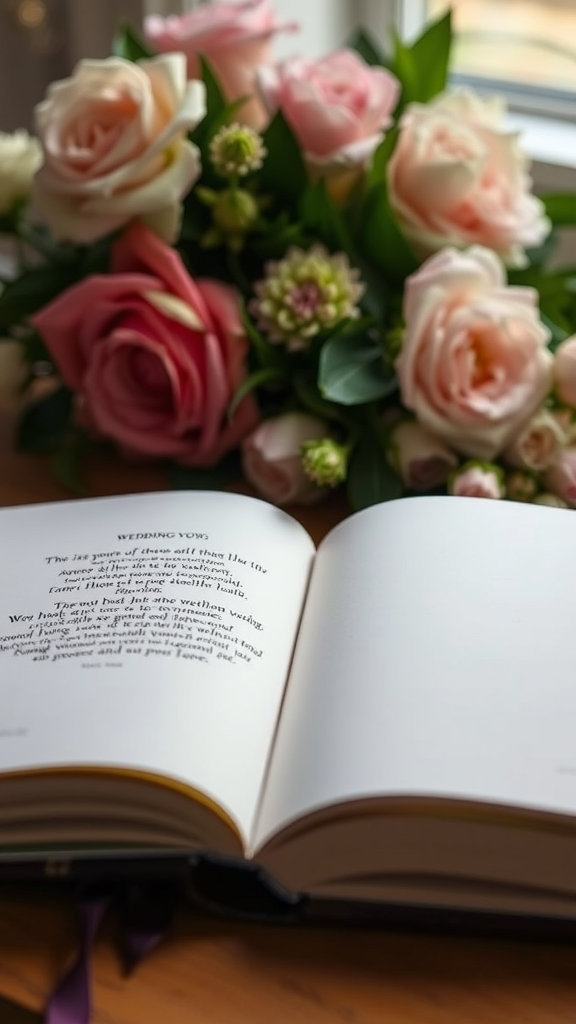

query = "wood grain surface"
[0,401,575,1023]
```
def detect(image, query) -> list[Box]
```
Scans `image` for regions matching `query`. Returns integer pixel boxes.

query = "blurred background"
[2,0,575,128]
[0,0,573,251]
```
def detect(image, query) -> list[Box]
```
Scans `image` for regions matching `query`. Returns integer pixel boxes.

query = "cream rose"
[554,335,576,408]
[504,408,565,472]
[0,131,42,215]
[388,89,550,268]
[387,419,457,491]
[33,53,206,245]
[544,448,576,507]
[241,412,328,505]
[396,246,553,460]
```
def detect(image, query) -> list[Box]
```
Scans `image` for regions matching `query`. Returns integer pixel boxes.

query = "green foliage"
[319,333,397,405]
[391,9,452,110]
[346,27,389,67]
[258,111,308,205]
[0,265,78,328]
[357,182,418,283]
[542,193,576,227]
[347,433,403,510]
[16,387,73,454]
[111,23,154,61]
[298,179,357,258]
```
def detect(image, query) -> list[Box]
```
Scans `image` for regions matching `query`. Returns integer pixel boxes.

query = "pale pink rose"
[388,419,457,491]
[396,246,553,460]
[33,54,205,244]
[242,412,328,505]
[256,50,399,181]
[145,0,296,129]
[388,89,550,268]
[449,464,505,499]
[504,408,565,472]
[31,222,258,465]
[544,448,576,507]
[554,336,576,408]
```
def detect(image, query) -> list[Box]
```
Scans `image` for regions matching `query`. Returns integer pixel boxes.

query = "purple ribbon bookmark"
[46,895,110,1024]
[45,886,176,1024]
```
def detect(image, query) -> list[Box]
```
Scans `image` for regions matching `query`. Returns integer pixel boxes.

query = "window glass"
[428,0,576,97]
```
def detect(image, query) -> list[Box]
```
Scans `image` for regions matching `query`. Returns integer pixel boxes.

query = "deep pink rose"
[256,50,399,175]
[396,246,553,460]
[241,412,328,505]
[145,0,296,129]
[388,89,550,268]
[32,222,258,465]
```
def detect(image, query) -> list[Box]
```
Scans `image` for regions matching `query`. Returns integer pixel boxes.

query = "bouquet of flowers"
[1,0,576,510]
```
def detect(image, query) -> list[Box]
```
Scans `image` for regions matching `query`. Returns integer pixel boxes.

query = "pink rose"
[387,419,457,491]
[33,54,205,245]
[554,336,576,408]
[449,463,505,499]
[544,449,576,507]
[31,222,258,466]
[145,0,296,129]
[504,408,565,472]
[241,412,328,505]
[396,246,553,460]
[388,89,550,268]
[256,50,399,187]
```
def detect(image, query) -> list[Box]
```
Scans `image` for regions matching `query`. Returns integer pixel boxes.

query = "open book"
[2,490,576,921]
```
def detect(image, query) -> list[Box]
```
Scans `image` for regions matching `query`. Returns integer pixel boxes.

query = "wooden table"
[0,404,575,1024]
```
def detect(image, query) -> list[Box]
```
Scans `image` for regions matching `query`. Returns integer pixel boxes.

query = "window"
[428,0,576,119]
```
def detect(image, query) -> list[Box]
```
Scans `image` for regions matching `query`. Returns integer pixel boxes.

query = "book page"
[0,491,315,845]
[255,497,576,850]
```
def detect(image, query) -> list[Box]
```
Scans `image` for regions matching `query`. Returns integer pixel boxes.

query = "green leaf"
[366,129,399,191]
[346,27,389,67]
[0,264,77,328]
[293,373,352,426]
[16,387,73,453]
[540,312,572,352]
[542,193,576,227]
[240,301,289,372]
[258,110,307,205]
[189,56,230,152]
[347,434,403,510]
[228,366,285,418]
[111,23,154,61]
[358,183,418,283]
[319,333,397,405]
[298,179,356,256]
[391,31,419,109]
[390,9,452,110]
[409,9,452,101]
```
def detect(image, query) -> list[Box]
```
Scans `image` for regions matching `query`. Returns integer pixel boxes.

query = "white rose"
[0,131,42,215]
[33,53,206,244]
